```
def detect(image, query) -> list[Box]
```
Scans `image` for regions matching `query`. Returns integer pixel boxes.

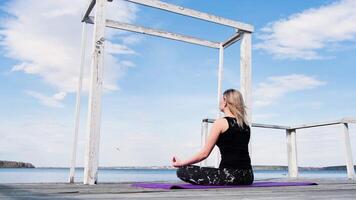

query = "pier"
[1,178,356,199]
[1,1,354,200]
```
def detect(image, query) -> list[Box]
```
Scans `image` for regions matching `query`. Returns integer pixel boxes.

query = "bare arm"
[172,119,223,167]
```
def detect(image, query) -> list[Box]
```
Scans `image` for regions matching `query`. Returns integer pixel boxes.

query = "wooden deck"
[1,178,355,199]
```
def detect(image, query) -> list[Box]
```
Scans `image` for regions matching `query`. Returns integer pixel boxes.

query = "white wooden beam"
[341,117,356,124]
[123,0,254,32]
[290,119,343,130]
[252,123,290,130]
[240,32,252,155]
[342,123,355,180]
[86,17,220,49]
[69,22,88,184]
[222,31,242,48]
[286,129,298,178]
[83,0,107,185]
[82,0,96,22]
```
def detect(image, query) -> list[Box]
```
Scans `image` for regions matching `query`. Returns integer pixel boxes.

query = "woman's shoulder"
[213,117,230,133]
[215,117,230,123]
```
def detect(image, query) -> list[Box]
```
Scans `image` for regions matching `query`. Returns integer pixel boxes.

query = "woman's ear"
[222,98,227,107]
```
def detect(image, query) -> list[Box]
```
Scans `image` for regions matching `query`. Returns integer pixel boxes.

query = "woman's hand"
[171,156,184,167]
[171,120,223,168]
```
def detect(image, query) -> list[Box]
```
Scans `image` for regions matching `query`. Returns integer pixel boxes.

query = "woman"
[171,89,254,185]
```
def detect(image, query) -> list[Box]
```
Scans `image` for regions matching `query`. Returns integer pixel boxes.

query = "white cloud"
[53,91,67,101]
[106,41,137,55]
[121,34,144,45]
[25,90,65,108]
[0,118,73,167]
[256,0,356,59]
[253,74,327,108]
[0,0,139,106]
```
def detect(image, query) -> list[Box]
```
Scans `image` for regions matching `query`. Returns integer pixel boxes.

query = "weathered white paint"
[217,43,224,115]
[83,0,107,185]
[86,17,220,49]
[240,32,252,156]
[214,43,224,168]
[200,121,204,167]
[82,0,96,22]
[123,0,254,32]
[290,120,344,130]
[69,22,88,184]
[252,123,290,130]
[341,117,356,124]
[342,123,355,180]
[286,129,298,178]
[200,121,209,167]
[222,31,242,48]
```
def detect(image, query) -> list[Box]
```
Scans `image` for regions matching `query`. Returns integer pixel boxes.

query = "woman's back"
[216,116,252,169]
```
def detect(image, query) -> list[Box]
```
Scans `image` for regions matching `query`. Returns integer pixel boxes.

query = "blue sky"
[0,0,355,169]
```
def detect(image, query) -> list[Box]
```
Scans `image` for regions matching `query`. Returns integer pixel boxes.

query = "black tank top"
[216,117,252,169]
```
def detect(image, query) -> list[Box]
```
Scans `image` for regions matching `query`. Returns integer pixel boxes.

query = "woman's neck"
[223,109,235,118]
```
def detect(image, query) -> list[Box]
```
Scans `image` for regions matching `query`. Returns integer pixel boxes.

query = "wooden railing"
[200,117,356,180]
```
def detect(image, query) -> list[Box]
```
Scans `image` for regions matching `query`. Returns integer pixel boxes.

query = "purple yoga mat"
[131,181,318,189]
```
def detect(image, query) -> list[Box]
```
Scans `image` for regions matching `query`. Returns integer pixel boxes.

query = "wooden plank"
[69,23,88,184]
[222,31,242,48]
[240,32,252,155]
[1,179,355,199]
[82,0,96,22]
[202,118,215,123]
[341,117,356,124]
[286,129,298,178]
[289,120,342,130]
[85,17,220,49]
[342,123,355,180]
[123,0,254,32]
[252,123,290,130]
[83,0,107,185]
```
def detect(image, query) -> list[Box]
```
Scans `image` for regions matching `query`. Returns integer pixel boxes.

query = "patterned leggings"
[176,164,254,185]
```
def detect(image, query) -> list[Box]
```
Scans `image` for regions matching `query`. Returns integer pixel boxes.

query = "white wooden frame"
[201,117,356,180]
[70,0,253,184]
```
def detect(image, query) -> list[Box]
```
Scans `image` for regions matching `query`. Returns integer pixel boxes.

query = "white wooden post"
[342,123,355,180]
[286,129,298,178]
[240,32,252,156]
[214,43,224,168]
[69,22,88,184]
[200,120,209,167]
[203,121,209,167]
[200,121,204,167]
[83,0,107,185]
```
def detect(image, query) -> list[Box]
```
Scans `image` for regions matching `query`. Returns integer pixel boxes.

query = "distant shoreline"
[0,160,35,168]
[1,160,354,171]
[31,165,356,171]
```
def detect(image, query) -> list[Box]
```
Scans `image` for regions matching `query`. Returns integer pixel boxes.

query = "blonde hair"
[223,89,249,128]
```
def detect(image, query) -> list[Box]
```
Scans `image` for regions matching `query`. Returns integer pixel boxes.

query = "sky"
[0,0,355,168]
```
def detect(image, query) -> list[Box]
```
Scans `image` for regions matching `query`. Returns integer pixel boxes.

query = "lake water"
[0,168,350,183]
